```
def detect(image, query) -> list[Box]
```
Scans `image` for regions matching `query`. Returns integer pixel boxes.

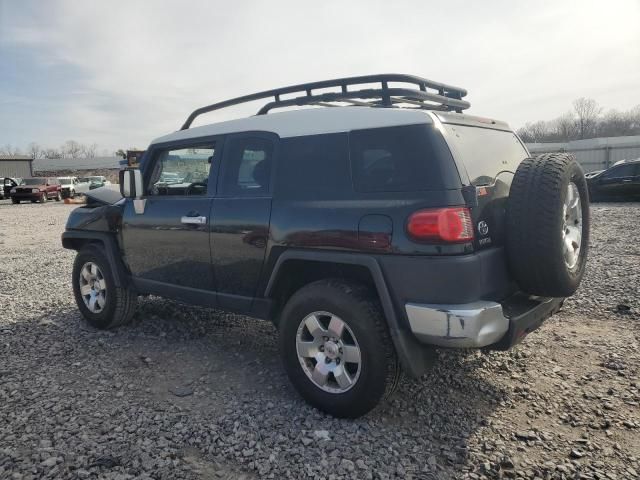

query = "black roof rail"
[180,73,470,130]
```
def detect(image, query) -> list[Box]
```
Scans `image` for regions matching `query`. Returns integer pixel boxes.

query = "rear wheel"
[11,198,19,204]
[72,245,137,329]
[279,279,401,418]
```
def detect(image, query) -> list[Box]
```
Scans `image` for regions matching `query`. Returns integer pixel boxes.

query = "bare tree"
[63,140,83,159]
[27,142,43,159]
[550,113,578,141]
[573,97,601,139]
[82,143,98,158]
[1,144,22,156]
[44,148,62,159]
[518,121,549,143]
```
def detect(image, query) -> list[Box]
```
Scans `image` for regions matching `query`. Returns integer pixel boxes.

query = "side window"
[603,164,635,179]
[276,133,351,199]
[148,144,215,196]
[219,137,273,196]
[350,124,460,192]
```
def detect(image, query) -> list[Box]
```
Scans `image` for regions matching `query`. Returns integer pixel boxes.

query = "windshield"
[88,176,103,182]
[23,178,46,185]
[59,178,72,185]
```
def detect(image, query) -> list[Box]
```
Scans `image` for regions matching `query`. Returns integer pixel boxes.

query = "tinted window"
[220,137,273,196]
[23,178,46,185]
[350,124,459,192]
[276,133,351,199]
[148,145,215,196]
[444,124,528,186]
[603,164,637,178]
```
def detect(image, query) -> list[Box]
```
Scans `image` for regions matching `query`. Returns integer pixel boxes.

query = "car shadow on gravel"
[2,298,507,479]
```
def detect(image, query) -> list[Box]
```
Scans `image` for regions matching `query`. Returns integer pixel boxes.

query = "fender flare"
[265,250,436,377]
[61,231,130,288]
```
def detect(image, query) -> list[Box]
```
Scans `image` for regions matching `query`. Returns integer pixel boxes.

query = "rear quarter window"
[443,124,528,186]
[349,124,460,193]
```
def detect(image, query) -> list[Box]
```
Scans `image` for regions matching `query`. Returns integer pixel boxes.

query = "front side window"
[149,145,215,196]
[220,137,273,196]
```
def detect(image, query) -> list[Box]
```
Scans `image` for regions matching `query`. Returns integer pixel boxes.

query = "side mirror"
[119,168,143,199]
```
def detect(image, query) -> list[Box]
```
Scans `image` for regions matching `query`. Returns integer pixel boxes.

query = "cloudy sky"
[1,0,639,154]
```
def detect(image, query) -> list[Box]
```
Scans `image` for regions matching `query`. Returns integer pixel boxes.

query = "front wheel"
[11,199,19,204]
[55,191,61,201]
[72,245,137,329]
[40,192,47,203]
[279,279,401,418]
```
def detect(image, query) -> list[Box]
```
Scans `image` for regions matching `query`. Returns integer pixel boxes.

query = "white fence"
[526,135,640,172]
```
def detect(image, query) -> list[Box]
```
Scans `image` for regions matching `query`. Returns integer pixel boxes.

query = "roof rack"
[180,73,470,130]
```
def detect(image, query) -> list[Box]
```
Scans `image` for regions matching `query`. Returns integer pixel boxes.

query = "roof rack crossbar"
[180,74,469,130]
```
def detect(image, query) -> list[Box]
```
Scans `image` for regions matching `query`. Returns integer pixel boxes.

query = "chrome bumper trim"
[405,301,509,348]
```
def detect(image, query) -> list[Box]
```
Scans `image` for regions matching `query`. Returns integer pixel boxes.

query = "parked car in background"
[587,159,640,201]
[74,178,92,195]
[58,177,79,198]
[10,177,62,204]
[2,177,22,200]
[87,176,110,190]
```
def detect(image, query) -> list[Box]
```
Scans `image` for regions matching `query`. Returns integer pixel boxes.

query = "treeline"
[0,140,104,159]
[518,98,640,143]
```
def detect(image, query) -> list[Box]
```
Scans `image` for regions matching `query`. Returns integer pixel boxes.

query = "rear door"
[440,123,529,250]
[210,132,276,313]
[121,139,221,301]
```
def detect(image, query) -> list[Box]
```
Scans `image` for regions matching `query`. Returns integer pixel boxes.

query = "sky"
[1,0,639,154]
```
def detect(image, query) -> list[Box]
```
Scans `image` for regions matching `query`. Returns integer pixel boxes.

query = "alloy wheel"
[296,311,362,393]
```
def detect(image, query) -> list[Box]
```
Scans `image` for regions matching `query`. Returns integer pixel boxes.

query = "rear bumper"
[405,294,563,349]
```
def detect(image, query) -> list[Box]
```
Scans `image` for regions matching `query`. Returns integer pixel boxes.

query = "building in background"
[527,135,640,173]
[0,155,33,178]
[32,156,122,172]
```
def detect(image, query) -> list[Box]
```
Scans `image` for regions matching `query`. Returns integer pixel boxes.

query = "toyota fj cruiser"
[62,74,589,417]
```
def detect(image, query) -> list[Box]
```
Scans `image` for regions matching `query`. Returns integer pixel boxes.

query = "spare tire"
[506,153,589,297]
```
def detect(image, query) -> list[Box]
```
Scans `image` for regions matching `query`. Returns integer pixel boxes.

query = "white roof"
[151,107,434,145]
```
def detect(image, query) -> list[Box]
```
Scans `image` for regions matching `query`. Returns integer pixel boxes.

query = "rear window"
[349,124,459,193]
[443,124,528,186]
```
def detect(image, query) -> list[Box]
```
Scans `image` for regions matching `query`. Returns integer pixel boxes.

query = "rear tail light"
[407,207,474,243]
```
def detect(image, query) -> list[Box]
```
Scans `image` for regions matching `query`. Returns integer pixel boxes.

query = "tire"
[72,245,137,329]
[11,199,19,204]
[279,279,401,418]
[40,192,47,203]
[55,191,61,201]
[506,153,590,297]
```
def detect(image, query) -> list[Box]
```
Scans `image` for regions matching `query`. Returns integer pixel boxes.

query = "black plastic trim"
[264,249,437,377]
[61,231,129,288]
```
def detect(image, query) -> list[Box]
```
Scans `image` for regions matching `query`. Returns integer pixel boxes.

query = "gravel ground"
[0,200,638,480]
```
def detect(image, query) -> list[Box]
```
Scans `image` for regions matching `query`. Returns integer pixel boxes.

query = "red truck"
[10,177,62,204]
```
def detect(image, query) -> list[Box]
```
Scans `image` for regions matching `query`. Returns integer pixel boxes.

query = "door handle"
[621,179,632,183]
[181,215,207,225]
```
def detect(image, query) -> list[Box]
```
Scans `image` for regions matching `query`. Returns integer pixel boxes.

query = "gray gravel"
[0,200,638,480]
